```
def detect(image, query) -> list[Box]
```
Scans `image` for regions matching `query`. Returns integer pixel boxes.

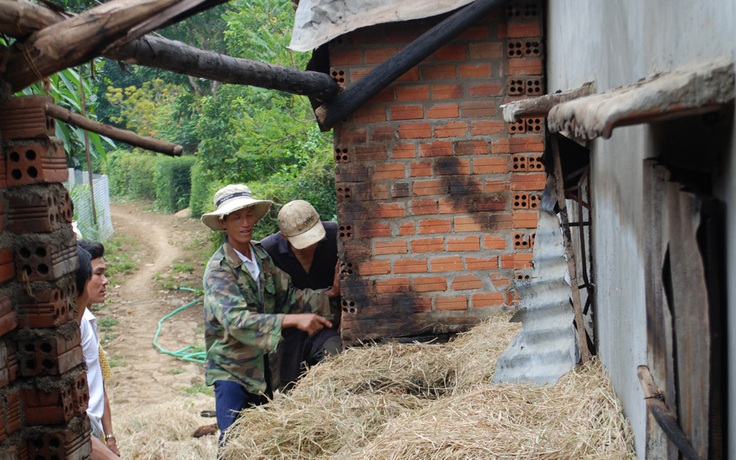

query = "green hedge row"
[105,150,196,213]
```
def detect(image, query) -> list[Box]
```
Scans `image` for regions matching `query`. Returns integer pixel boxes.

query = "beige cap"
[278,200,326,250]
[201,184,272,231]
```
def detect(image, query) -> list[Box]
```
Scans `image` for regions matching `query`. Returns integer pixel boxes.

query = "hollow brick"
[471,292,506,307]
[430,84,463,100]
[390,104,424,121]
[374,277,410,294]
[410,199,438,216]
[429,255,464,272]
[418,218,452,235]
[398,122,432,139]
[435,122,468,138]
[426,103,460,119]
[373,163,405,180]
[466,257,499,271]
[359,260,391,275]
[396,84,430,101]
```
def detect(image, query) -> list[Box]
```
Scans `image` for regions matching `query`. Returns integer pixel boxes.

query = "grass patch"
[98,316,118,332]
[184,383,213,397]
[108,355,127,368]
[104,235,140,282]
[173,262,195,273]
[168,368,186,375]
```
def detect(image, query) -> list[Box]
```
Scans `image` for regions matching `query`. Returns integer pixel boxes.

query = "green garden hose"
[152,287,205,364]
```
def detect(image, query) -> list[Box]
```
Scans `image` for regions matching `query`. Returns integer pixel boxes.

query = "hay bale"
[115,398,218,459]
[222,315,636,459]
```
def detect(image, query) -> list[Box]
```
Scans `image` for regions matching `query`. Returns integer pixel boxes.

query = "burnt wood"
[0,0,340,101]
[550,135,591,363]
[4,0,183,91]
[111,36,340,101]
[314,0,509,131]
[638,365,703,460]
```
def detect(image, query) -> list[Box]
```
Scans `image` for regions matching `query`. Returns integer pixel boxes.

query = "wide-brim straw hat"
[201,184,272,231]
[277,200,326,250]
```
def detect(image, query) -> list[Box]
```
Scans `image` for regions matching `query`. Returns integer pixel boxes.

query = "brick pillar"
[0,95,92,458]
[331,1,546,343]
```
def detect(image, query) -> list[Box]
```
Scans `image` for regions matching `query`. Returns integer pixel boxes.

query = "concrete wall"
[545,1,736,457]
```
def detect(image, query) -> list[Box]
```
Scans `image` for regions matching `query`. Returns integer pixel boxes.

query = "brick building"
[323,3,547,342]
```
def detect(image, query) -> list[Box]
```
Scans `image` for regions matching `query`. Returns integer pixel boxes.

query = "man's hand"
[105,437,120,456]
[282,313,332,336]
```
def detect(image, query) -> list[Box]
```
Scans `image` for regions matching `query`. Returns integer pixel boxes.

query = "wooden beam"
[111,35,340,101]
[550,135,591,364]
[0,0,66,37]
[638,365,703,460]
[0,0,339,101]
[4,0,183,91]
[314,0,509,131]
[501,82,595,122]
[45,103,183,157]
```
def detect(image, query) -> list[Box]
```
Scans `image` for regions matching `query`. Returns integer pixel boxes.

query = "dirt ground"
[100,202,218,458]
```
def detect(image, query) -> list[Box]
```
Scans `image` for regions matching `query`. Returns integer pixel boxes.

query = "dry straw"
[115,397,218,459]
[222,314,636,459]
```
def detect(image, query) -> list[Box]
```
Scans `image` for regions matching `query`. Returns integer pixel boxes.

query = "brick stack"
[330,1,546,342]
[0,95,91,458]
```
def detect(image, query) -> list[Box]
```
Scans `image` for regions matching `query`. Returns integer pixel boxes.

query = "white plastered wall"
[545,1,736,458]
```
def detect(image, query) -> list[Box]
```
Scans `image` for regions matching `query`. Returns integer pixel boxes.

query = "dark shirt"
[260,221,338,290]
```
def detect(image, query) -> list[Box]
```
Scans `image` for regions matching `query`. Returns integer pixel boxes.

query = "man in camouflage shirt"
[201,184,340,446]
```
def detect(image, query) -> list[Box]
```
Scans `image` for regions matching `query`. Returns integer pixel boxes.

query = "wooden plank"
[666,185,710,458]
[501,82,595,122]
[314,0,509,131]
[550,135,590,363]
[643,160,677,460]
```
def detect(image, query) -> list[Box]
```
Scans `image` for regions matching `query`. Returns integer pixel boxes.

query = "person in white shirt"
[78,240,120,458]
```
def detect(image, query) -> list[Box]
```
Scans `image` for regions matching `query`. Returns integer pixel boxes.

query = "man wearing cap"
[201,185,340,445]
[261,200,343,389]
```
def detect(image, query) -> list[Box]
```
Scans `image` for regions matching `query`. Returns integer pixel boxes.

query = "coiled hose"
[152,286,205,364]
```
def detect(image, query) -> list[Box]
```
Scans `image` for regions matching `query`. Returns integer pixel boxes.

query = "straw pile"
[115,398,217,459]
[222,315,636,459]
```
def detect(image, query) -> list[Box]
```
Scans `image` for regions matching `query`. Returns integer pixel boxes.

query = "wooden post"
[0,0,340,101]
[550,135,591,363]
[638,365,703,460]
[113,35,340,101]
[4,0,185,91]
[45,103,183,156]
[314,0,509,131]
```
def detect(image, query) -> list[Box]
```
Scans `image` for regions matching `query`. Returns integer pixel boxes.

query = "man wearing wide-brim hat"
[201,184,340,446]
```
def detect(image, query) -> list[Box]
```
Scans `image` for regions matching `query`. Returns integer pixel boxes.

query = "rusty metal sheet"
[289,0,474,52]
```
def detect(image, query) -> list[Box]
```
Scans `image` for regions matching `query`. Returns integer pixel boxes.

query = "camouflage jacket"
[203,240,332,394]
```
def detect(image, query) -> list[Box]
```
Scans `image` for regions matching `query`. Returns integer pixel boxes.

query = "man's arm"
[101,389,119,456]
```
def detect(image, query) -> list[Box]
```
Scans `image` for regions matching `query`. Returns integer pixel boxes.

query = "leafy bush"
[189,161,220,220]
[154,155,197,213]
[105,150,158,201]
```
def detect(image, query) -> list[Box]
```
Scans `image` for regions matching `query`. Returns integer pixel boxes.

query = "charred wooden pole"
[112,36,340,102]
[550,135,591,364]
[638,366,703,460]
[46,103,183,156]
[0,0,340,101]
[314,0,509,131]
[4,0,191,91]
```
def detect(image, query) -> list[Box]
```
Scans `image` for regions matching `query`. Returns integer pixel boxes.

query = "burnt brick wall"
[331,1,545,342]
[0,95,92,458]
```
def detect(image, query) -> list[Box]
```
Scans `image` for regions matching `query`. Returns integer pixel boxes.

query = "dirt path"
[99,202,216,457]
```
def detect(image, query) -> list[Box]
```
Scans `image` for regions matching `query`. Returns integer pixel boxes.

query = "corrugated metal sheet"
[493,209,579,385]
[289,0,474,52]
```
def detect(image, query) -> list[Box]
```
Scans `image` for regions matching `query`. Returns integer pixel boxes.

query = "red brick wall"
[331,2,545,342]
[0,96,92,457]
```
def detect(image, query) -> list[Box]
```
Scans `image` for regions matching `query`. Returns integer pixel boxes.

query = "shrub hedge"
[154,155,197,213]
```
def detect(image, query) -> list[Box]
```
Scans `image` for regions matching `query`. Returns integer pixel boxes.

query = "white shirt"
[233,245,260,291]
[80,308,105,438]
